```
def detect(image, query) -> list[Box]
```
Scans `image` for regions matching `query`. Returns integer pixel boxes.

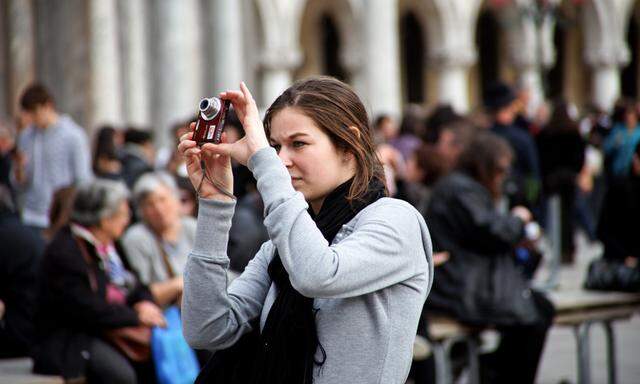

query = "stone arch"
[470,2,509,108]
[399,11,426,104]
[296,0,359,82]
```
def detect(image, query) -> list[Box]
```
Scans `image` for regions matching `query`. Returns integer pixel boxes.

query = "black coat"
[32,226,153,379]
[536,130,585,195]
[597,175,640,261]
[0,212,44,358]
[424,172,549,326]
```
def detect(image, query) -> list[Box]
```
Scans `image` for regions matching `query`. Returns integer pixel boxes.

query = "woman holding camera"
[179,77,433,384]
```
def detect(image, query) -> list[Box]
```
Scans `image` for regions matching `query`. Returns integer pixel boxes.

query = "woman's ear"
[348,126,361,140]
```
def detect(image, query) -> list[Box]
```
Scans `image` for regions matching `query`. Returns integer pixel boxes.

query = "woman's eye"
[293,141,306,148]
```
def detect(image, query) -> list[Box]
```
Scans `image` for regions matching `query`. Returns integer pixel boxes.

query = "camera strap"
[196,160,236,200]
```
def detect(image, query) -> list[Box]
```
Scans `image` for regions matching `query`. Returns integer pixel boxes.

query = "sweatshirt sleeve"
[248,147,428,299]
[181,198,273,351]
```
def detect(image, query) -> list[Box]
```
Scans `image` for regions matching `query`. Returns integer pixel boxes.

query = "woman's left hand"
[202,82,270,166]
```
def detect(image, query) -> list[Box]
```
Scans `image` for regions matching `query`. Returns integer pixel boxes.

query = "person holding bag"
[179,77,433,384]
[33,179,166,383]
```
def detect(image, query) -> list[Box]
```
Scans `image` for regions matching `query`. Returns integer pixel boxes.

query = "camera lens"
[199,97,221,120]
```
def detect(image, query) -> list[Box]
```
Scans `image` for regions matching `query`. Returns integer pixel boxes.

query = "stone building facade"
[1,0,639,146]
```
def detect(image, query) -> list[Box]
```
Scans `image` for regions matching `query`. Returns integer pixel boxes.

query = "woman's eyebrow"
[270,132,310,143]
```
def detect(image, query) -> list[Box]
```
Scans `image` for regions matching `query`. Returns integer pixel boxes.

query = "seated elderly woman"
[121,172,197,306]
[425,132,554,384]
[32,179,165,384]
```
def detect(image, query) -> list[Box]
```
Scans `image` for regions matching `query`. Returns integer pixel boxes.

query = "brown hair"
[456,132,513,195]
[263,76,386,201]
[20,83,55,111]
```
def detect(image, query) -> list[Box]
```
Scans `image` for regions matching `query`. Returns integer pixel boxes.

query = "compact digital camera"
[192,97,230,145]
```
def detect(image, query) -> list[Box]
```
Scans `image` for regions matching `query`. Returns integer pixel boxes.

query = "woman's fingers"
[201,142,233,157]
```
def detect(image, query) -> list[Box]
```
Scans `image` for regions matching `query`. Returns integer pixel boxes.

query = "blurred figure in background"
[390,104,424,160]
[425,132,553,384]
[121,173,195,306]
[603,100,640,181]
[0,185,43,358]
[373,114,405,196]
[597,142,640,267]
[537,101,586,263]
[93,125,123,181]
[485,82,541,211]
[422,104,462,144]
[33,179,164,383]
[0,121,16,194]
[373,114,399,144]
[12,84,92,235]
[120,128,155,189]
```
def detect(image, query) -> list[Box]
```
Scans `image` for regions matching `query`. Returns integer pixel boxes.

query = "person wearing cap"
[485,82,541,209]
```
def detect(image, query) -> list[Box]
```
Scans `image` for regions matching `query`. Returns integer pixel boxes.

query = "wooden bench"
[0,358,64,384]
[422,289,640,384]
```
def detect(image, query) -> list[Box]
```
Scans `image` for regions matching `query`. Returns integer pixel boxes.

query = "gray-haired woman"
[122,172,197,306]
[33,179,165,384]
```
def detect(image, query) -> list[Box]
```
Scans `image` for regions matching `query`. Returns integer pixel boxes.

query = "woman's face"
[269,108,357,212]
[100,200,131,241]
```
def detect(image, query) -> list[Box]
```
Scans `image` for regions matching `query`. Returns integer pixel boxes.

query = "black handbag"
[584,258,640,292]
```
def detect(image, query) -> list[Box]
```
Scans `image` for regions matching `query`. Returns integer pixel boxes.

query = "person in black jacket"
[0,186,44,358]
[425,132,554,384]
[537,101,586,263]
[486,82,541,209]
[33,179,166,383]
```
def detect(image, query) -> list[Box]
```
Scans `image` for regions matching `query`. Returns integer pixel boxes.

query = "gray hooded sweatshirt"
[182,147,433,384]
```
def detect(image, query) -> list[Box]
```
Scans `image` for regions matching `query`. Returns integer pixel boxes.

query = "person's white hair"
[71,179,129,227]
[132,172,179,214]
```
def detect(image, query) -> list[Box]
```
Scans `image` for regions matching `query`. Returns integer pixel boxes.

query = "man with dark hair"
[12,83,92,233]
[120,128,155,188]
[485,82,541,209]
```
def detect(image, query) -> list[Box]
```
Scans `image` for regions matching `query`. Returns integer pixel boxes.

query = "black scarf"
[196,177,386,384]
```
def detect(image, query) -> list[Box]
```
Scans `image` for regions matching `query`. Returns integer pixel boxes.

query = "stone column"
[151,0,203,148]
[500,1,558,117]
[6,0,37,118]
[427,0,483,113]
[582,0,634,112]
[208,0,244,92]
[254,0,305,108]
[437,64,471,112]
[88,0,123,131]
[360,0,401,117]
[260,50,302,108]
[119,0,150,126]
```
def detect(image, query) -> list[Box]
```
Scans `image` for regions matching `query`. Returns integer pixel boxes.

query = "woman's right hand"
[178,129,234,201]
[134,300,166,328]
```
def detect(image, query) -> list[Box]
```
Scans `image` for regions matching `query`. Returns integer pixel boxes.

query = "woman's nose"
[278,148,293,167]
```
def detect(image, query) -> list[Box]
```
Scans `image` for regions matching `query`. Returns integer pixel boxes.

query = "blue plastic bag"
[152,306,200,384]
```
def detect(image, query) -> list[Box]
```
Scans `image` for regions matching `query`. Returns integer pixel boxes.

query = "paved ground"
[536,233,640,384]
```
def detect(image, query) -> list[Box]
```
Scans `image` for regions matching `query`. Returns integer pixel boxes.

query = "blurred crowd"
[0,81,639,383]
